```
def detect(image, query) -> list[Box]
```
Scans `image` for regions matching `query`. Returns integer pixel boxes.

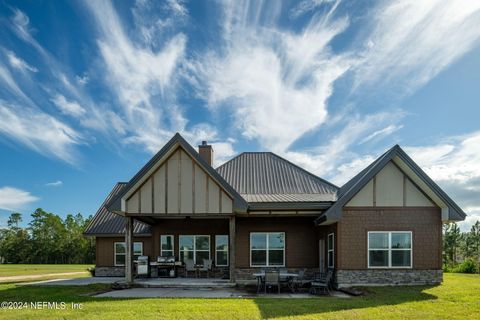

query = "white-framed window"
[114,242,143,266]
[327,233,334,268]
[368,231,412,268]
[250,232,285,267]
[215,235,229,266]
[160,235,174,257]
[179,235,210,264]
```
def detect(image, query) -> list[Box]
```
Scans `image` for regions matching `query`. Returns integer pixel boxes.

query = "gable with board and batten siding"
[124,147,233,215]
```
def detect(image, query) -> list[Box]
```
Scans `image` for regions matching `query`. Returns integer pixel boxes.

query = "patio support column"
[229,216,236,283]
[125,216,134,284]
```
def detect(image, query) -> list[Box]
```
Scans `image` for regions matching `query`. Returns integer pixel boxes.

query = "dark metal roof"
[84,183,151,236]
[316,145,466,224]
[107,133,248,213]
[216,152,338,203]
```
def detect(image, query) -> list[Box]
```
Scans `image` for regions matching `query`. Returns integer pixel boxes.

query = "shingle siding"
[337,207,442,270]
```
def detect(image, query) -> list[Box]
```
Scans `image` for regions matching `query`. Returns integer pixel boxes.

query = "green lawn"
[0,264,93,277]
[0,273,478,319]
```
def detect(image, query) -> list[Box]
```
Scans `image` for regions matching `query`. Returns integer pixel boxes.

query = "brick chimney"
[198,141,214,166]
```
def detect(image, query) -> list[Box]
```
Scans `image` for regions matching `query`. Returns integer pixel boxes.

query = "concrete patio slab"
[95,287,244,298]
[93,287,346,299]
[24,277,123,286]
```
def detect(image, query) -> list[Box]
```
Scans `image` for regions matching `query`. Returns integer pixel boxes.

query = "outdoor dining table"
[253,272,299,293]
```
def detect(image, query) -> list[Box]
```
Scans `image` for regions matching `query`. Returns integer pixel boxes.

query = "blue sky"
[0,0,479,230]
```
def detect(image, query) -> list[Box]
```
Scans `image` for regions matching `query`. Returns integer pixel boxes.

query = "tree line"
[443,221,480,273]
[0,208,95,264]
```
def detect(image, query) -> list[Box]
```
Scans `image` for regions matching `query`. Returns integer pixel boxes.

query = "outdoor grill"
[137,255,150,277]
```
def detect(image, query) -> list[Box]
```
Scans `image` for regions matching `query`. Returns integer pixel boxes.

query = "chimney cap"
[201,140,208,146]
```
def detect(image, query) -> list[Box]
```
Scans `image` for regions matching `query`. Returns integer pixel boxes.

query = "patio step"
[134,278,236,288]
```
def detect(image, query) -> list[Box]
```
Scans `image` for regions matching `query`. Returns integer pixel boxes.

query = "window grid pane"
[368,232,412,268]
[369,233,389,249]
[215,235,228,266]
[133,243,142,255]
[161,235,174,251]
[216,251,228,266]
[391,233,411,249]
[250,233,285,267]
[179,235,210,264]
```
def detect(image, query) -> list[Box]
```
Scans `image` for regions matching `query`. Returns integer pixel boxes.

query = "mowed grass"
[0,264,93,277]
[0,273,479,319]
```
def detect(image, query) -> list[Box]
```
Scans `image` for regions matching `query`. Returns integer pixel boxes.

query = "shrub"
[442,264,453,273]
[88,267,95,276]
[451,259,478,274]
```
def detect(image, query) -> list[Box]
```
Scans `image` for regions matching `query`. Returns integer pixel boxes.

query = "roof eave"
[315,145,467,224]
[249,202,333,211]
[83,232,152,237]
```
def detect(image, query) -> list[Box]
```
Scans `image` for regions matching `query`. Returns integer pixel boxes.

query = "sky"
[0,0,479,231]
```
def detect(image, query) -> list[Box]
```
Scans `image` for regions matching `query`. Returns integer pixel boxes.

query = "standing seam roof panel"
[216,152,338,200]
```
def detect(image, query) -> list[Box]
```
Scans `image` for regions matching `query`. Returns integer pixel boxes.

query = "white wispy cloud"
[51,94,86,117]
[0,101,84,165]
[45,180,63,187]
[194,0,350,153]
[358,124,404,145]
[290,0,339,19]
[284,110,406,185]
[325,131,480,231]
[6,51,38,73]
[0,186,39,211]
[406,132,480,230]
[85,0,186,147]
[352,0,480,94]
[0,61,32,102]
[75,74,89,86]
[10,9,33,43]
[84,0,236,160]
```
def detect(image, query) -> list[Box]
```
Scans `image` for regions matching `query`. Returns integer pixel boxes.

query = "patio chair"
[184,259,196,278]
[290,268,307,292]
[199,259,213,278]
[279,268,288,282]
[310,270,333,295]
[256,269,266,293]
[264,270,281,294]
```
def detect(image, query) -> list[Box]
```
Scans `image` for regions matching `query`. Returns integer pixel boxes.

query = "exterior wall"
[317,223,337,270]
[125,148,233,215]
[235,217,319,269]
[95,236,153,267]
[346,161,434,207]
[151,218,229,264]
[336,207,442,286]
[95,217,326,279]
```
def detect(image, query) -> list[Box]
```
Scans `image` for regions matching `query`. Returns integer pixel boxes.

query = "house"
[84,133,466,287]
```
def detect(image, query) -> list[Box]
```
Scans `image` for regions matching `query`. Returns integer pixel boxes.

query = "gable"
[125,148,233,215]
[346,161,434,207]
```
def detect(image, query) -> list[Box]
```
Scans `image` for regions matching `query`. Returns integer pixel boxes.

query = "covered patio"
[122,215,237,283]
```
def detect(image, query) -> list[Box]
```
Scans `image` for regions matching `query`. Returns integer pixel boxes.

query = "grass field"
[0,273,478,319]
[0,264,93,277]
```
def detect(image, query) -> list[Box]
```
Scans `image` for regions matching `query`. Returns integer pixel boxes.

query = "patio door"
[319,239,325,273]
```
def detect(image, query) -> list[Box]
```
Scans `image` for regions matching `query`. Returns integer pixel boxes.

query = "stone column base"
[94,267,125,277]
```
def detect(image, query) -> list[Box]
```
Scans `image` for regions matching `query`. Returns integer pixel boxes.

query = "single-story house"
[84,133,465,287]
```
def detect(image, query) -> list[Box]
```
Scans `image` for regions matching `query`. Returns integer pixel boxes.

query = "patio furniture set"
[254,269,334,295]
[136,256,217,279]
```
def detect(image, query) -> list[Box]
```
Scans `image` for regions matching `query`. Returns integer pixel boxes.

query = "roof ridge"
[267,152,339,190]
[218,151,338,190]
